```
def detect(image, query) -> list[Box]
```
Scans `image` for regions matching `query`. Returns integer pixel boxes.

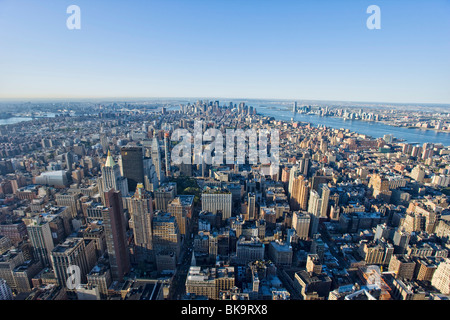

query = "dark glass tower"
[121,146,144,192]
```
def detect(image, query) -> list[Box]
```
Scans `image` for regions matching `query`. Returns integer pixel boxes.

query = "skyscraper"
[308,189,322,237]
[152,136,163,185]
[164,132,170,178]
[167,195,194,236]
[319,183,330,219]
[152,211,181,260]
[290,175,310,211]
[102,189,131,281]
[100,151,129,198]
[50,238,94,290]
[129,183,154,263]
[292,211,311,240]
[155,182,177,211]
[121,146,144,193]
[26,217,55,267]
[247,193,257,221]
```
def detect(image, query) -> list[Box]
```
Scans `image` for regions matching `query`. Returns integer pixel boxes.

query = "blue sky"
[0,0,449,104]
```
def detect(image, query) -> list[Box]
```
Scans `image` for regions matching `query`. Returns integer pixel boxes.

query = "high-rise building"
[99,151,129,198]
[121,146,144,193]
[388,254,416,281]
[155,182,177,211]
[319,183,330,219]
[164,132,170,178]
[411,166,425,182]
[143,157,159,192]
[0,249,25,291]
[26,217,55,267]
[292,211,311,240]
[87,263,112,300]
[129,183,154,262]
[202,187,233,221]
[308,190,322,236]
[152,211,181,260]
[152,136,163,184]
[102,189,131,281]
[431,258,450,295]
[0,278,13,300]
[0,279,13,300]
[167,195,194,236]
[247,193,256,220]
[306,254,323,274]
[393,229,411,254]
[290,175,310,211]
[50,238,96,290]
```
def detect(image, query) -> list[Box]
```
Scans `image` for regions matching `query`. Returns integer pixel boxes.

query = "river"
[255,105,450,147]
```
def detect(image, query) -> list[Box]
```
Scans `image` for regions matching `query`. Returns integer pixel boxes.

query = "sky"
[0,0,449,104]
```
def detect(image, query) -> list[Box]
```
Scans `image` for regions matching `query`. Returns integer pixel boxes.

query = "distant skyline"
[0,0,449,104]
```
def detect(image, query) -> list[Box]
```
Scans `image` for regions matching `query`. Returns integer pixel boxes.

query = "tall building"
[247,193,257,220]
[121,146,144,193]
[129,183,154,262]
[201,187,233,221]
[0,278,13,300]
[143,157,159,192]
[369,174,392,201]
[0,249,25,291]
[167,195,194,236]
[308,189,322,236]
[102,189,131,281]
[431,258,450,295]
[154,182,177,211]
[152,136,163,184]
[26,217,55,267]
[388,254,416,281]
[87,263,112,299]
[51,238,95,290]
[411,166,425,182]
[292,211,311,240]
[290,175,310,211]
[99,151,129,198]
[164,132,171,178]
[152,211,181,260]
[319,183,330,219]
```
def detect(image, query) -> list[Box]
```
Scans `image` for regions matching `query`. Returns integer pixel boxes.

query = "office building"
[155,182,177,211]
[167,195,194,236]
[26,217,55,267]
[121,146,144,193]
[50,238,96,290]
[201,187,233,221]
[102,189,131,281]
[292,211,311,240]
[99,151,129,198]
[431,258,450,295]
[185,266,235,300]
[152,136,163,184]
[129,183,154,262]
[152,211,181,260]
[308,189,322,236]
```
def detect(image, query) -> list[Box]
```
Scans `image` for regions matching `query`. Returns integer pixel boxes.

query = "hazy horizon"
[1,0,449,105]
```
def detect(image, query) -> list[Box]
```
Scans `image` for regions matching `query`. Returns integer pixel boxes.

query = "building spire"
[105,150,116,167]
